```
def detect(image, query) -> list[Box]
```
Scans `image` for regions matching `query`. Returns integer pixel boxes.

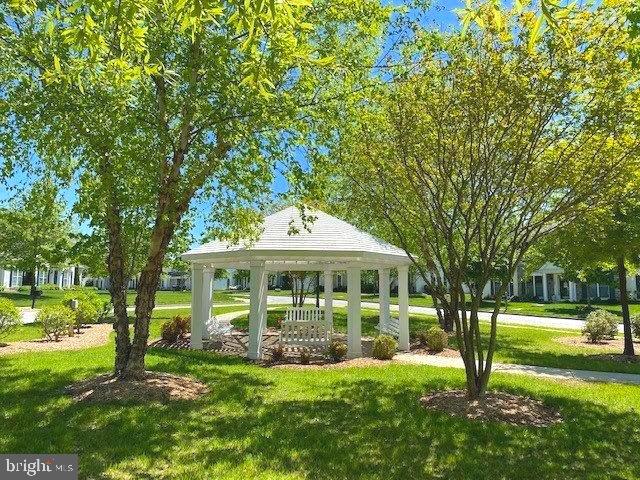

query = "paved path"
[394,352,640,385]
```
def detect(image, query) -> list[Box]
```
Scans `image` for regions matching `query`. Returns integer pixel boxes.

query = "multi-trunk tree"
[0,0,391,378]
[329,2,640,399]
[0,178,72,307]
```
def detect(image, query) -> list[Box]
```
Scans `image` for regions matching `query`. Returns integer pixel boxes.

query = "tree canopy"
[0,0,393,376]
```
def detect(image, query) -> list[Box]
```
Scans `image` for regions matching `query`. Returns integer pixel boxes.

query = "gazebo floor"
[150,329,376,362]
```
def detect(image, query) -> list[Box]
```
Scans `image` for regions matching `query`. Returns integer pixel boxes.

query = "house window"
[534,276,543,298]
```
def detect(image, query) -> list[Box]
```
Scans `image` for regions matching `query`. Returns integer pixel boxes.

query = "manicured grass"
[0,289,242,308]
[254,289,640,319]
[0,339,639,479]
[0,322,44,343]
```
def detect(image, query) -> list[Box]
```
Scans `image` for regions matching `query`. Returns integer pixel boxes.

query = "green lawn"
[255,290,640,319]
[0,289,242,308]
[1,339,639,479]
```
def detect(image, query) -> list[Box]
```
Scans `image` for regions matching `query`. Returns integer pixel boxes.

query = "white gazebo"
[181,207,413,359]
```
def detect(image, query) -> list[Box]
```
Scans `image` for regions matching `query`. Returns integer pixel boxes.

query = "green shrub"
[415,330,429,346]
[38,305,74,341]
[40,283,60,291]
[160,315,191,343]
[0,298,20,340]
[582,309,618,343]
[62,290,109,328]
[631,314,640,340]
[300,349,311,365]
[425,327,449,352]
[271,344,285,361]
[372,334,397,360]
[326,341,348,362]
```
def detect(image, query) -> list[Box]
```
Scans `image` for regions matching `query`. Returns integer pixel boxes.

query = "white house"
[0,266,80,289]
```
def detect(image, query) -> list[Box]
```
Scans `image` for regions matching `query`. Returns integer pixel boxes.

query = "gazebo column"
[190,264,204,349]
[542,274,549,301]
[378,268,391,332]
[248,262,268,360]
[323,269,334,330]
[398,265,410,351]
[347,267,362,358]
[202,268,214,339]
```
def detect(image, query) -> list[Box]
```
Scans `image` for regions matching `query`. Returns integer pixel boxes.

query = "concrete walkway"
[395,352,640,385]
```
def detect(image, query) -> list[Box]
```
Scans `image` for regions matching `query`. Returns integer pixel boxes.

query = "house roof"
[181,206,412,269]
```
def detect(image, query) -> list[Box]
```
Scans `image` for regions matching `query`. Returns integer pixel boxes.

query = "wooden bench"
[378,317,400,337]
[279,307,331,347]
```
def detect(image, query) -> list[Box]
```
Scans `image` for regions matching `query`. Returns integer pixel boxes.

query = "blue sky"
[0,0,463,242]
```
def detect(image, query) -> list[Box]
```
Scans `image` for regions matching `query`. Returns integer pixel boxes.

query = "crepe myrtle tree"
[331,2,640,399]
[0,0,391,378]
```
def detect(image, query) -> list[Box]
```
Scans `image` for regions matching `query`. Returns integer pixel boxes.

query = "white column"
[553,274,561,301]
[57,269,63,288]
[190,264,204,349]
[596,283,601,299]
[569,281,577,302]
[378,268,391,332]
[202,269,214,339]
[347,267,362,358]
[70,267,75,287]
[248,262,268,360]
[512,271,519,297]
[398,265,410,351]
[542,274,549,301]
[323,270,333,330]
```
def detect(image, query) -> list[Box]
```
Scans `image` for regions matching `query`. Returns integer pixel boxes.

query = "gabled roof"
[182,207,411,268]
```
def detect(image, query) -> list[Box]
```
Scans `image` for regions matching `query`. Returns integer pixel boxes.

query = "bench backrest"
[279,321,331,346]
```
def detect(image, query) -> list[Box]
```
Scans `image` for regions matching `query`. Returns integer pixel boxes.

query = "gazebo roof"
[181,206,412,269]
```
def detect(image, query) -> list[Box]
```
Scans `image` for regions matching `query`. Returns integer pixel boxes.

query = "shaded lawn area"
[0,289,242,308]
[234,307,640,375]
[1,342,640,479]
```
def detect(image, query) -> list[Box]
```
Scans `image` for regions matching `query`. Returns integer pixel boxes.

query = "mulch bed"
[420,390,563,427]
[410,343,460,358]
[0,324,112,356]
[269,357,394,370]
[65,372,209,403]
[555,336,640,351]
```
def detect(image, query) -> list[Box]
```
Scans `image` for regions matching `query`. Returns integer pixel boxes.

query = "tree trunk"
[105,202,131,376]
[122,223,175,378]
[617,256,635,356]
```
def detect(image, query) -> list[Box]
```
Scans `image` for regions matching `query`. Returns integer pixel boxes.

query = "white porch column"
[248,262,268,360]
[202,268,214,339]
[323,270,334,330]
[70,267,75,288]
[57,269,63,289]
[347,267,362,358]
[190,264,205,349]
[542,274,549,301]
[569,281,577,302]
[553,274,561,301]
[512,271,519,297]
[378,268,391,332]
[398,265,410,351]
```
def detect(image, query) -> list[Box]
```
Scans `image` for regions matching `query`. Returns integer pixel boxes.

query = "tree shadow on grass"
[1,351,639,479]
